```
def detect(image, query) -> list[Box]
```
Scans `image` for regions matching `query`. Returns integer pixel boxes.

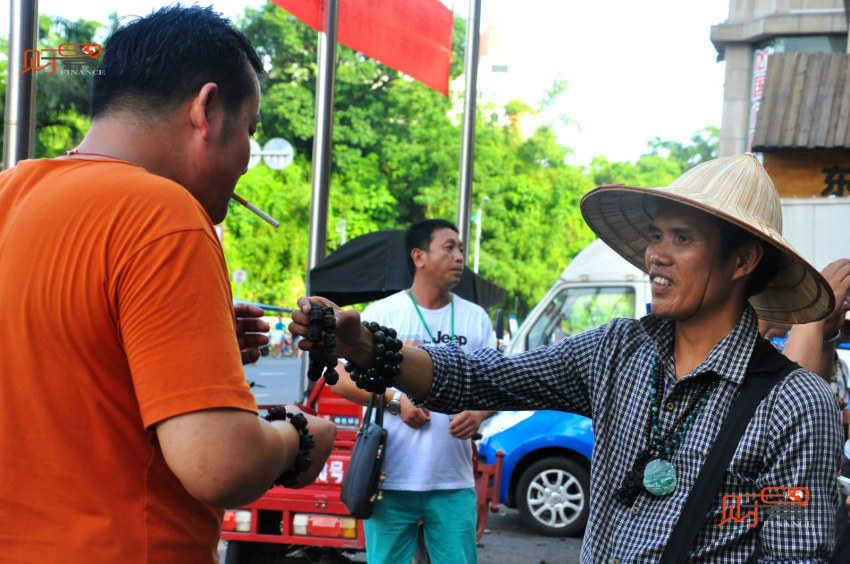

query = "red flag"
[271,0,453,96]
[272,0,323,30]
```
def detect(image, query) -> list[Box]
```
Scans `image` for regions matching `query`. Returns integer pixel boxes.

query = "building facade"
[711,0,849,158]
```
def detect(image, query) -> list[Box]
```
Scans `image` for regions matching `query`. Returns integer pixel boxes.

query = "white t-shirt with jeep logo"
[362,290,495,490]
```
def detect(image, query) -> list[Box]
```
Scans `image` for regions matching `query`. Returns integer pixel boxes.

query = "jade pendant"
[643,458,677,496]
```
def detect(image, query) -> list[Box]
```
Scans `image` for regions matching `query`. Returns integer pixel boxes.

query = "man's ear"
[187,82,220,141]
[411,247,426,270]
[732,240,764,281]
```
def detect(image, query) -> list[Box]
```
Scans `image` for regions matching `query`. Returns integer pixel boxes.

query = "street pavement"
[243,354,305,406]
[477,508,583,563]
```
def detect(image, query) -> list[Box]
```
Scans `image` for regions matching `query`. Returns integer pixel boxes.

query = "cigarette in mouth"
[231,193,280,228]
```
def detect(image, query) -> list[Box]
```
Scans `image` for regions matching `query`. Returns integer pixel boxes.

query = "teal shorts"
[363,488,477,564]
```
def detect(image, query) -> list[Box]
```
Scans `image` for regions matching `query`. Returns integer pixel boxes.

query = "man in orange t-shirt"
[0,6,335,563]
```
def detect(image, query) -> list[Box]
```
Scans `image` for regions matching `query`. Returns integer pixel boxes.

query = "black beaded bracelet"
[264,407,315,488]
[307,304,339,385]
[343,321,404,394]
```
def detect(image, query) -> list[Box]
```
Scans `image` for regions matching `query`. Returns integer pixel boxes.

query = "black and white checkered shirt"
[421,305,843,562]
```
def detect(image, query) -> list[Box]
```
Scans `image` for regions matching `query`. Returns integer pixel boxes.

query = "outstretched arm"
[291,296,599,415]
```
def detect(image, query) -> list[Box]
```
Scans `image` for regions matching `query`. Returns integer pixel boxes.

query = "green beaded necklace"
[642,355,718,496]
[408,290,454,344]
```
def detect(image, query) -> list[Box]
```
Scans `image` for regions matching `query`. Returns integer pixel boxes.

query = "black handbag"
[341,391,387,519]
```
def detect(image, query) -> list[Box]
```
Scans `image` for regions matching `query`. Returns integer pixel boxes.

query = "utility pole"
[456,0,482,261]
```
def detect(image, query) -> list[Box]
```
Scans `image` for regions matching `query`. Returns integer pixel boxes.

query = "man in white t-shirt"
[331,219,494,564]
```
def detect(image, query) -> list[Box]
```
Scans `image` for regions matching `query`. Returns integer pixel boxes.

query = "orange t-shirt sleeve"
[115,228,257,428]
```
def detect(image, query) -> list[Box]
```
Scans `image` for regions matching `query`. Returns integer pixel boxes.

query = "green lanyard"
[408,290,454,344]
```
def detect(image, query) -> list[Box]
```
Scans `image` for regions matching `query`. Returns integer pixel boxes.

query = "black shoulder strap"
[362,391,384,427]
[659,338,798,564]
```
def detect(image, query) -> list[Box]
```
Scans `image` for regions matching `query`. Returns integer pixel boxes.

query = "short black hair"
[405,219,459,276]
[91,5,264,119]
[716,220,782,299]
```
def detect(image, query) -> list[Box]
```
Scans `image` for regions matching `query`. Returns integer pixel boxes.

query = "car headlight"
[478,410,536,440]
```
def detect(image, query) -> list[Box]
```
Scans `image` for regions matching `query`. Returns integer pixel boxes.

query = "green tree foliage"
[224,161,312,308]
[227,4,473,305]
[0,16,102,159]
[218,4,718,316]
[32,16,103,157]
[225,4,606,316]
[646,126,719,169]
[588,127,719,188]
[6,7,719,320]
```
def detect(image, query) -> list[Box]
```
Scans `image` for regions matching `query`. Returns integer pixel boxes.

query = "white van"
[505,238,649,354]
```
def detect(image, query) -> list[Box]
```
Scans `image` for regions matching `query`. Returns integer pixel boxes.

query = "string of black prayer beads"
[307,304,339,385]
[304,305,404,393]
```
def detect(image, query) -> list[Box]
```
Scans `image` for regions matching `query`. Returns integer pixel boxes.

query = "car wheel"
[516,457,589,536]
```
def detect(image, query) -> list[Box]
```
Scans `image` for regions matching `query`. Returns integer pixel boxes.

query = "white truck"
[477,196,849,538]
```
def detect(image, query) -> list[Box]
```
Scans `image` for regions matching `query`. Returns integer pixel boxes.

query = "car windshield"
[527,286,635,349]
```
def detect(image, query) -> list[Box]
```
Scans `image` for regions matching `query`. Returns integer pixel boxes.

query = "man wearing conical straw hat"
[294,154,845,561]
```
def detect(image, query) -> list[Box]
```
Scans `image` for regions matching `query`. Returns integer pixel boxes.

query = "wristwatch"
[387,390,403,415]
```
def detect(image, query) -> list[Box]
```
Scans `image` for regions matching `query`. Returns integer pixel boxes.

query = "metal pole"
[456,0,481,261]
[303,0,338,399]
[306,0,339,285]
[3,0,38,169]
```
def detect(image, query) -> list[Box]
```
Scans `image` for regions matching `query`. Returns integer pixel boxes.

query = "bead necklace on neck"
[408,290,454,344]
[614,354,718,504]
[643,356,718,495]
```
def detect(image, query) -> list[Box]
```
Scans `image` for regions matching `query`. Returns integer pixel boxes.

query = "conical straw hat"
[580,153,833,324]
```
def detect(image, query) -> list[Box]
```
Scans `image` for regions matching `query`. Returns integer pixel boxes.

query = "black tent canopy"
[308,229,507,309]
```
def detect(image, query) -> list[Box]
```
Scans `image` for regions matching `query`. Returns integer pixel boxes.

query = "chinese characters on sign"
[21,43,103,76]
[718,486,809,528]
[317,459,345,485]
[822,165,850,197]
[748,47,772,152]
[751,74,766,100]
[762,154,850,198]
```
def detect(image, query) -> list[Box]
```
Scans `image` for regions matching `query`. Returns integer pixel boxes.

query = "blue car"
[477,410,593,537]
